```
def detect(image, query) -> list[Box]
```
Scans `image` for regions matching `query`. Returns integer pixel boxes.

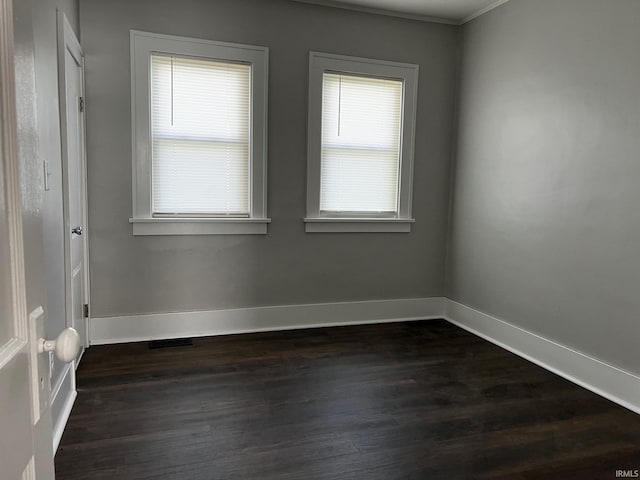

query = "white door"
[60,15,89,355]
[0,0,54,476]
[0,112,39,480]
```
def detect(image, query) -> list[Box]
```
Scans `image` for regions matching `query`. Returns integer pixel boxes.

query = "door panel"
[0,158,11,345]
[0,352,32,480]
[64,44,87,352]
[0,10,34,478]
[71,266,84,347]
[0,0,55,477]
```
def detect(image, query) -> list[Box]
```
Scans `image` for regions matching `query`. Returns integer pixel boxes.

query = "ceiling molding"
[289,0,513,26]
[462,0,512,24]
[289,0,460,26]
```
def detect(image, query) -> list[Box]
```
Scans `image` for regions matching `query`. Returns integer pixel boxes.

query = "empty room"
[1,0,639,478]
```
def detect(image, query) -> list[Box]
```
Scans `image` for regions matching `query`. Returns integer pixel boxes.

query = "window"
[305,52,419,233]
[130,31,269,235]
[320,73,402,214]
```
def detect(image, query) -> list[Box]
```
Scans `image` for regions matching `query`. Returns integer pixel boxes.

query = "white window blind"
[320,73,403,214]
[150,54,251,216]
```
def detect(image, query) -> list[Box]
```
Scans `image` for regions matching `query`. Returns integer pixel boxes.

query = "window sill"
[303,217,414,233]
[130,217,271,236]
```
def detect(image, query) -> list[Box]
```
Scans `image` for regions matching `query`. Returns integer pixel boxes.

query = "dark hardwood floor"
[55,320,640,479]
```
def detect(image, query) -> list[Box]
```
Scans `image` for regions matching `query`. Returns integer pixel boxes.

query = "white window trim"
[305,51,419,233]
[130,31,269,235]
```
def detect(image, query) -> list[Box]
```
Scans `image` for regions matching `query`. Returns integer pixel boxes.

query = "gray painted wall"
[448,0,640,375]
[80,0,459,318]
[32,0,79,440]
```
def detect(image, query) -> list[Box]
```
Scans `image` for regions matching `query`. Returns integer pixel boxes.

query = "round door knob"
[38,327,81,363]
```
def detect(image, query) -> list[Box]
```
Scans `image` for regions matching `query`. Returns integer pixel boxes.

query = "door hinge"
[83,303,89,318]
[79,96,85,113]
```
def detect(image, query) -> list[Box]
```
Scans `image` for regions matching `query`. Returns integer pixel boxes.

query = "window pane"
[150,54,251,215]
[320,73,403,213]
[321,147,399,213]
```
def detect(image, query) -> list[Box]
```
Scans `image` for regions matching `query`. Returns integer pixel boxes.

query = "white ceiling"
[291,0,508,24]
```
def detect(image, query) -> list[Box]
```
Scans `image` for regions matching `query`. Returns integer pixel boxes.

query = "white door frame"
[57,12,90,353]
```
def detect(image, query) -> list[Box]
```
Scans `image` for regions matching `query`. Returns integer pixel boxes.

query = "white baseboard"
[444,299,640,415]
[90,297,447,345]
[50,363,77,453]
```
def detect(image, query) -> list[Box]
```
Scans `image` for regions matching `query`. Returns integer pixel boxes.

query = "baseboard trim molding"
[89,296,639,415]
[51,364,77,453]
[90,297,447,345]
[444,299,640,415]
